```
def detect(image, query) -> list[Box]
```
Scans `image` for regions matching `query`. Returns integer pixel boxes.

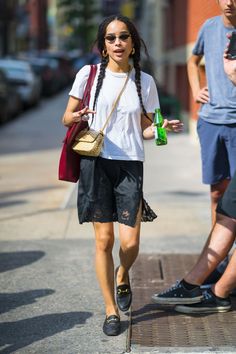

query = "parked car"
[27,57,61,96]
[39,51,74,88]
[0,58,41,107]
[0,68,22,124]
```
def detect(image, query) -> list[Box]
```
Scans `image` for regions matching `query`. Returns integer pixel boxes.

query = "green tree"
[57,0,101,52]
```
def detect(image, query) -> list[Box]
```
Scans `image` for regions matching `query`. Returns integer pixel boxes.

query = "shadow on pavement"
[0,289,55,315]
[0,185,63,212]
[0,251,45,272]
[131,303,180,325]
[166,190,206,197]
[0,311,93,354]
[0,186,61,200]
[0,200,27,208]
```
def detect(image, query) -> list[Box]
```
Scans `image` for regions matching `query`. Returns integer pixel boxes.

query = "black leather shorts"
[77,156,156,227]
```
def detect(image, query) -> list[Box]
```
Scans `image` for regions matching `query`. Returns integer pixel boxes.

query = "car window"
[0,67,33,80]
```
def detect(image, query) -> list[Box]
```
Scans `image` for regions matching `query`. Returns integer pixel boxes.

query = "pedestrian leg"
[185,213,236,285]
[93,222,119,317]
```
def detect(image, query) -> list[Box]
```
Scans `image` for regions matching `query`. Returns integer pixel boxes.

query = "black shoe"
[151,280,203,305]
[103,315,120,336]
[175,289,231,314]
[115,267,132,312]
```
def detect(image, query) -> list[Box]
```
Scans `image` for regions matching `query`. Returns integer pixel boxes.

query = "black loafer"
[103,315,120,336]
[115,267,132,312]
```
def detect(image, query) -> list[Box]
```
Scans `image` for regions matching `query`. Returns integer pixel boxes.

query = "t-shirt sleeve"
[145,76,160,113]
[192,23,205,56]
[68,65,91,99]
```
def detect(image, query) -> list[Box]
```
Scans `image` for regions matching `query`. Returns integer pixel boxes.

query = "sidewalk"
[1,108,234,353]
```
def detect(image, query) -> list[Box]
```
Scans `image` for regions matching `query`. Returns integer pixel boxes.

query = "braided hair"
[93,14,150,119]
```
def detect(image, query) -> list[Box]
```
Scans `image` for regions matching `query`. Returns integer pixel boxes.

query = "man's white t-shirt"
[69,64,160,161]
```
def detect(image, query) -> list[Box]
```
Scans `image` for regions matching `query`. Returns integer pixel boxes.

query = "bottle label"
[154,109,163,125]
[154,128,158,140]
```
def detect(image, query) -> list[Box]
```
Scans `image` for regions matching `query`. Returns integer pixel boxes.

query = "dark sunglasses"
[104,33,131,43]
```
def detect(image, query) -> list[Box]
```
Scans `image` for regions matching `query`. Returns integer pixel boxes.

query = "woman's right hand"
[62,96,96,127]
[71,106,96,123]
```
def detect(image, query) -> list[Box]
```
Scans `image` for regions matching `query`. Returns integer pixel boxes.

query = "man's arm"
[223,51,236,85]
[187,54,209,104]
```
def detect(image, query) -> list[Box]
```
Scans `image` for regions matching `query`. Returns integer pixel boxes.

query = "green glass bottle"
[154,108,167,146]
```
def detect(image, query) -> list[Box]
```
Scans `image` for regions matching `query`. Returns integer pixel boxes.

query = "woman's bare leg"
[93,221,119,317]
[117,205,142,284]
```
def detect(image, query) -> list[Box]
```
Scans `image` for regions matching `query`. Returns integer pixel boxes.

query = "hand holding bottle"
[154,108,167,145]
[142,111,183,140]
[153,108,183,146]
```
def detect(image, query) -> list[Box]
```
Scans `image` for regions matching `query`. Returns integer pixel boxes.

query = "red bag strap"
[82,64,97,108]
[64,64,97,145]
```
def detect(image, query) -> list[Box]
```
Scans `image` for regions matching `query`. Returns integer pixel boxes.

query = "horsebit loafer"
[115,267,132,312]
[103,315,120,336]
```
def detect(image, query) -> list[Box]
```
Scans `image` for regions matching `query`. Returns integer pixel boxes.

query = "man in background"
[187,0,236,283]
[151,35,236,314]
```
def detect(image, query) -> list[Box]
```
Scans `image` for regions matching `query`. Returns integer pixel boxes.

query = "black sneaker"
[151,280,203,305]
[175,289,231,314]
[103,315,121,336]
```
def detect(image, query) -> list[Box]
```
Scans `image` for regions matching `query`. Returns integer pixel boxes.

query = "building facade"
[0,0,18,55]
[0,0,49,56]
[140,0,220,134]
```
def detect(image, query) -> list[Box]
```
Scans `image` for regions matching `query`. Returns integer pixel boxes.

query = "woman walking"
[62,14,183,336]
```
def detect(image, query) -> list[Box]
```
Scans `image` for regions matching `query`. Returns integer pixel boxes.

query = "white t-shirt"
[69,64,160,161]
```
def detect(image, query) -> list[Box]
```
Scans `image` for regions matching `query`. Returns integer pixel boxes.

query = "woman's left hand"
[163,119,184,132]
[142,119,183,139]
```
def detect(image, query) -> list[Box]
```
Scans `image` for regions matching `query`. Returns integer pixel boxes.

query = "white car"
[0,59,41,107]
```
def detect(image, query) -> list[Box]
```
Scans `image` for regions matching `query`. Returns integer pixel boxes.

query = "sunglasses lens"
[105,35,116,42]
[105,34,130,42]
[120,34,130,40]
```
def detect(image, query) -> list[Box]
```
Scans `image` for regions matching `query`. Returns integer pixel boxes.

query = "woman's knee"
[95,232,114,252]
[120,238,139,253]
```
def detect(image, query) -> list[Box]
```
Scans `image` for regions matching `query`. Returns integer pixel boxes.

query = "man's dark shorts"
[216,171,236,219]
[197,118,236,185]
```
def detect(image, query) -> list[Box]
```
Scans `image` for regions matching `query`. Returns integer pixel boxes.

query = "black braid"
[133,54,151,121]
[93,56,108,110]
